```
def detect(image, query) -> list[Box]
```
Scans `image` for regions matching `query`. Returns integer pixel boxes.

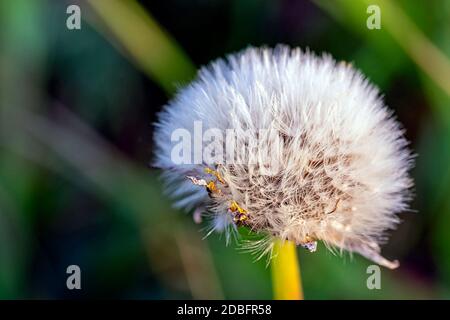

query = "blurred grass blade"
[313,0,450,98]
[271,240,303,300]
[86,0,196,94]
[372,0,450,97]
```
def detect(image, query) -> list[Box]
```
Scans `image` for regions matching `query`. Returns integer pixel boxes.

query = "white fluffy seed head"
[153,46,413,269]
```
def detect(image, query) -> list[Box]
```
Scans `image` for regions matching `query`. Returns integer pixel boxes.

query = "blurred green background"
[1,0,450,299]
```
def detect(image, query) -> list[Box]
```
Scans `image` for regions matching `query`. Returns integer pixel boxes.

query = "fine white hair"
[153,46,413,269]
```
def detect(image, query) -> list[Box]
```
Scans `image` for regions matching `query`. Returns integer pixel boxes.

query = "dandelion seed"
[153,46,414,269]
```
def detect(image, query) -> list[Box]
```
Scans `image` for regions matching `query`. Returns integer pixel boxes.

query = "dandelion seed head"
[153,46,413,269]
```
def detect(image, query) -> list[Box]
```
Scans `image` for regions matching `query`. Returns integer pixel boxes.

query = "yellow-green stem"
[271,239,303,300]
